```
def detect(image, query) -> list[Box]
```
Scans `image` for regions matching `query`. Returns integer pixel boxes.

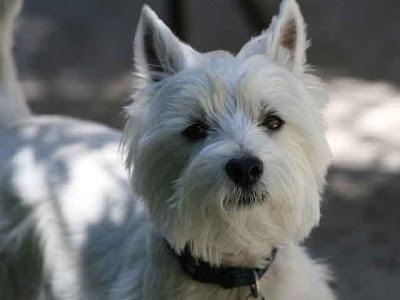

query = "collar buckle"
[246,270,265,300]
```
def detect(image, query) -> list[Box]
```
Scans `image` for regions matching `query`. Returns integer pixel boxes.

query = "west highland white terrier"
[0,0,336,299]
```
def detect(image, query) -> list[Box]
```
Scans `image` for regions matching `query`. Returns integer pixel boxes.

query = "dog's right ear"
[133,5,197,87]
[237,0,308,74]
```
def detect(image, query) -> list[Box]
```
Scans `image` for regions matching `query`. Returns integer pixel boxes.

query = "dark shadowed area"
[12,0,400,299]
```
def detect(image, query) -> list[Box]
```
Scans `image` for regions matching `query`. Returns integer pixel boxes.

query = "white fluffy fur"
[0,0,336,299]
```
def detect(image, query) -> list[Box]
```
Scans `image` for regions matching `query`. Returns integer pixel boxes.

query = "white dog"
[0,0,336,299]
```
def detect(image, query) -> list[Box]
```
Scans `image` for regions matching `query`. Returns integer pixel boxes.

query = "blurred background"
[12,0,400,299]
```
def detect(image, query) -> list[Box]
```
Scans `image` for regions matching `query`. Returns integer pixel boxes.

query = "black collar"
[168,243,278,290]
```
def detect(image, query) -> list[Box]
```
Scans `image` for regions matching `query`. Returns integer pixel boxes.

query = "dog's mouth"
[227,189,268,208]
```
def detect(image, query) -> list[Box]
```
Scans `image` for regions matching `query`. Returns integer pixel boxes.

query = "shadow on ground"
[307,166,400,300]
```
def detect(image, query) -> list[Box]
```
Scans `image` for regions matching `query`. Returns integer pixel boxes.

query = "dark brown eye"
[262,115,284,131]
[182,123,208,140]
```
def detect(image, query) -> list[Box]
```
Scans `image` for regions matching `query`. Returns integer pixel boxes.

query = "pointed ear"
[237,0,308,73]
[133,5,197,87]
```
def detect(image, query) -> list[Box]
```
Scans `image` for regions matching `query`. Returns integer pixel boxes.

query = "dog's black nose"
[225,156,263,188]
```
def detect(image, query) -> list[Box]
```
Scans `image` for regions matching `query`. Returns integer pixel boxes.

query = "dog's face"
[124,0,330,264]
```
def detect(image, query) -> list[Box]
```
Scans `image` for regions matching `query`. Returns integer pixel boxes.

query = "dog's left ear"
[133,5,197,87]
[237,0,307,73]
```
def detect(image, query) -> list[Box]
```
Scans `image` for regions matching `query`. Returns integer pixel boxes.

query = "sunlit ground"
[326,78,400,172]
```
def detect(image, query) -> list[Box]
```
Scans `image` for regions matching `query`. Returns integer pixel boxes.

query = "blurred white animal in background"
[1,0,140,298]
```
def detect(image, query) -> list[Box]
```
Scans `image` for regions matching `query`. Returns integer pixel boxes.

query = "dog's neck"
[161,230,275,269]
[220,247,275,268]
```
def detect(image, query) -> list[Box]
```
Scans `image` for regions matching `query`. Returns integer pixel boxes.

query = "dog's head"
[124,0,330,264]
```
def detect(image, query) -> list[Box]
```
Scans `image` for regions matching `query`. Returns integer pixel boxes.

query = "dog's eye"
[261,115,284,131]
[182,123,208,140]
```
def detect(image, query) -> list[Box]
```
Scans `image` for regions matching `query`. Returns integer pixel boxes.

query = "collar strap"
[169,244,278,289]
